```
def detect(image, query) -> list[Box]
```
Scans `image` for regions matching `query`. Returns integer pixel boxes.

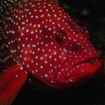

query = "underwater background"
[0,0,105,105]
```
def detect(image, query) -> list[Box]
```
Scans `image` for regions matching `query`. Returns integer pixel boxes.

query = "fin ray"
[0,64,28,105]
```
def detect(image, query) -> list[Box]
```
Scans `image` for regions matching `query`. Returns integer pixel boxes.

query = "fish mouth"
[65,55,102,87]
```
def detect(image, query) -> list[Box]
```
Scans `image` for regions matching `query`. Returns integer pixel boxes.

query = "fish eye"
[56,37,63,45]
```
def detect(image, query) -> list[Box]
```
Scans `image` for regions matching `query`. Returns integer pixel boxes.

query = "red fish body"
[0,0,102,104]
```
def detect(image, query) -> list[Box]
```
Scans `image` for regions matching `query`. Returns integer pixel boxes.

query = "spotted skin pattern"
[0,0,102,104]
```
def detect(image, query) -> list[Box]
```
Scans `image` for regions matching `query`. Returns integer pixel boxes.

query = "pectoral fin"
[0,64,28,105]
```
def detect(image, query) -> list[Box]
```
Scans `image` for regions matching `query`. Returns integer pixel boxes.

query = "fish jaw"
[65,57,102,87]
[49,55,102,89]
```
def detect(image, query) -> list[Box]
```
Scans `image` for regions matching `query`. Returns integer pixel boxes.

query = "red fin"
[0,64,28,105]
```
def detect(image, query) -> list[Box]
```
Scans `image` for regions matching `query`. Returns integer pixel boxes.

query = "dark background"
[1,0,105,105]
[13,75,105,105]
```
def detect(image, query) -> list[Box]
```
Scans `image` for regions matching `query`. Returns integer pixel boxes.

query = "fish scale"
[0,0,102,105]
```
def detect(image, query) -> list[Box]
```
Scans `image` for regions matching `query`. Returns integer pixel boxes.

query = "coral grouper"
[0,0,102,105]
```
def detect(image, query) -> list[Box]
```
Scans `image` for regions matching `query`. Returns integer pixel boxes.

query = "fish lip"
[72,53,101,69]
[65,54,102,85]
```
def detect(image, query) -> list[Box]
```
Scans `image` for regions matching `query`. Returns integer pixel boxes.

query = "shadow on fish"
[0,0,102,105]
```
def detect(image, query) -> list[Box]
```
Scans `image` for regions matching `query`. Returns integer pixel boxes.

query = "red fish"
[0,0,102,104]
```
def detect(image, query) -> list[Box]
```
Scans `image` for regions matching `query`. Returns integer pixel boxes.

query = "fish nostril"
[56,37,63,45]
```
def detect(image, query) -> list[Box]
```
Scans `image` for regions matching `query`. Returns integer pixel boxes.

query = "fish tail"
[0,64,28,105]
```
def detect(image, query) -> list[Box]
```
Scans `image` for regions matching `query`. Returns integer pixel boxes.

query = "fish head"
[16,0,102,89]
